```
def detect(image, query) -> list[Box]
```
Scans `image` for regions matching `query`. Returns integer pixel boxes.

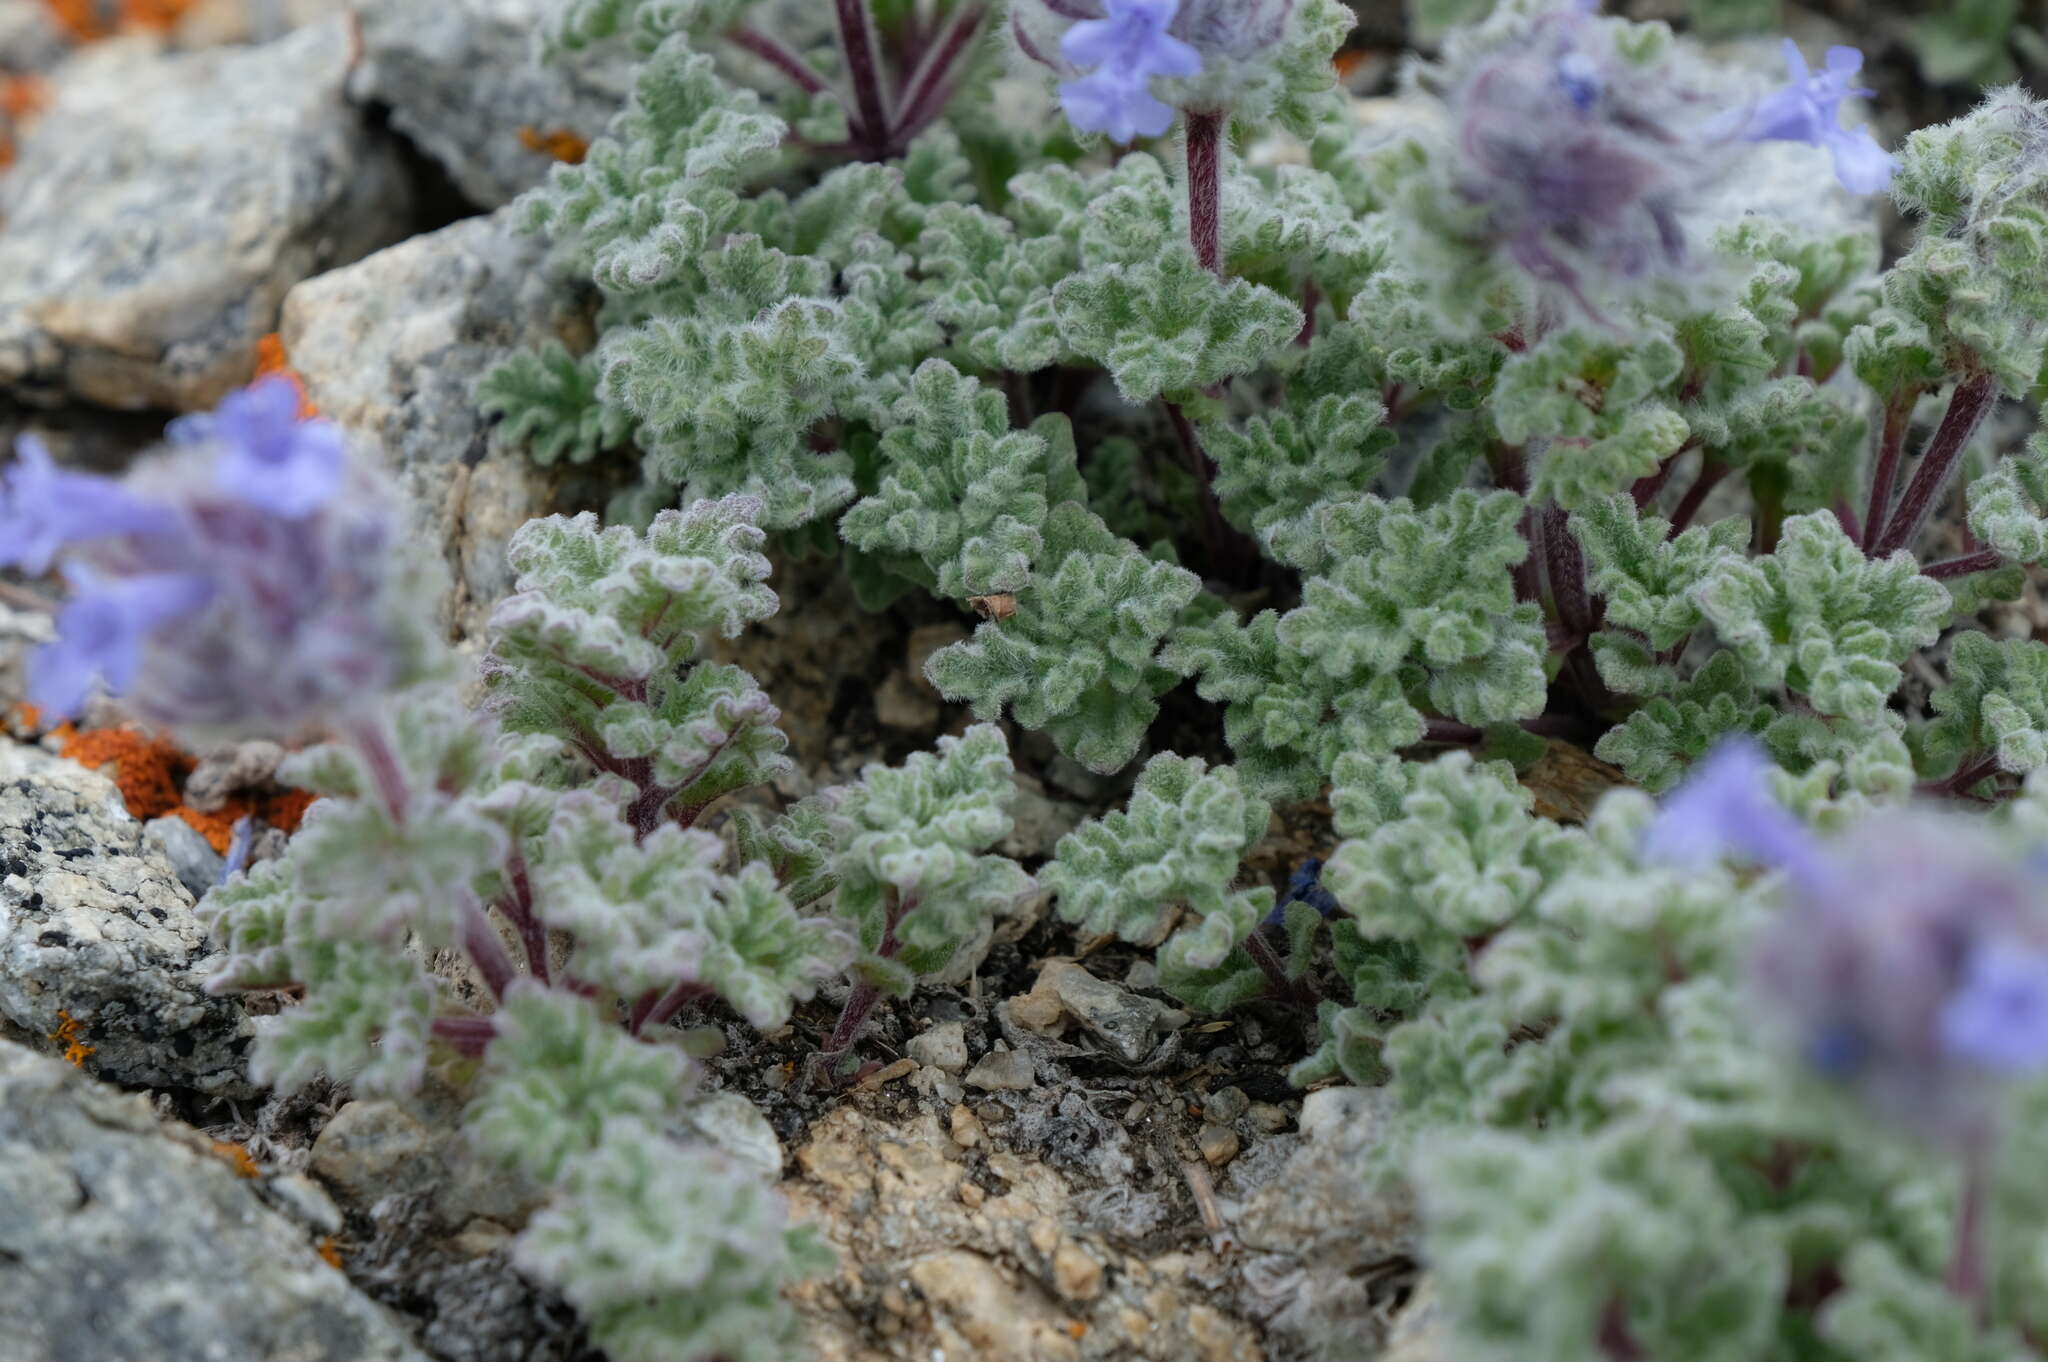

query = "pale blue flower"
[27,564,215,718]
[1939,939,2048,1075]
[170,376,345,518]
[1740,41,1894,194]
[1641,739,1834,897]
[1057,0,1201,144]
[0,436,175,576]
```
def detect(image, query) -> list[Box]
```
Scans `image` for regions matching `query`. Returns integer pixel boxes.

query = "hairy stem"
[1541,501,1592,642]
[1667,459,1732,536]
[348,718,410,824]
[727,25,831,95]
[459,898,520,1000]
[1243,929,1319,1008]
[1947,1127,1994,1321]
[815,890,917,1085]
[632,980,716,1035]
[1923,548,2003,580]
[1921,751,2003,799]
[1165,400,1255,581]
[833,0,892,154]
[887,2,985,147]
[1873,373,2000,558]
[1184,110,1224,275]
[431,1016,496,1056]
[496,845,550,985]
[1863,386,1920,551]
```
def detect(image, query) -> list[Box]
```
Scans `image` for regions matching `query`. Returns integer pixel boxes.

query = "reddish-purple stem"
[1166,400,1255,581]
[1947,1128,1994,1321]
[631,980,715,1035]
[727,25,831,95]
[496,846,550,985]
[833,0,892,154]
[887,3,985,146]
[1184,110,1224,275]
[816,891,916,1083]
[1541,501,1592,641]
[460,898,520,1000]
[1242,929,1318,1008]
[1872,374,2000,558]
[348,719,410,823]
[1923,548,2003,580]
[1832,499,1861,545]
[1921,751,2003,799]
[1668,460,1732,536]
[1629,444,1687,508]
[431,1016,496,1056]
[1863,387,1920,551]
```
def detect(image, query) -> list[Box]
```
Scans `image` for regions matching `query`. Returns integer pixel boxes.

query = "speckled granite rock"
[0,1,65,74]
[0,742,255,1096]
[348,0,634,209]
[0,20,412,411]
[279,207,593,642]
[0,1039,428,1362]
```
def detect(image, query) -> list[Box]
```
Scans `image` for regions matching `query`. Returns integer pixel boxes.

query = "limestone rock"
[347,0,634,209]
[0,742,255,1096]
[280,207,593,642]
[0,21,413,410]
[906,1019,970,1072]
[143,814,226,900]
[0,1040,427,1361]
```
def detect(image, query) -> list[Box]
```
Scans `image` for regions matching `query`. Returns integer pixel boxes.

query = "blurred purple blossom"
[1738,41,1894,194]
[1641,739,1835,898]
[1057,0,1201,144]
[169,375,345,518]
[0,436,176,576]
[27,565,214,718]
[1939,940,2048,1075]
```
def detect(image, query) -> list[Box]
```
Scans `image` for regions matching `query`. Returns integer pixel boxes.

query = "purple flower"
[1739,41,1894,194]
[0,436,175,576]
[1057,0,1202,144]
[1939,939,2048,1075]
[1640,739,1835,898]
[27,564,215,718]
[170,376,345,518]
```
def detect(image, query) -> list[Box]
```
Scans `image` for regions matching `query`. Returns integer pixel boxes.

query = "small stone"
[1006,985,1066,1033]
[1037,960,1180,1065]
[958,1180,986,1208]
[1052,1241,1105,1302]
[998,774,1085,860]
[1125,959,1159,990]
[310,1101,437,1205]
[874,669,940,731]
[948,1104,983,1149]
[905,1020,970,1073]
[1248,1102,1292,1134]
[144,815,227,900]
[1201,1086,1250,1125]
[854,1056,918,1092]
[966,1047,1035,1092]
[679,1089,784,1178]
[1197,1124,1240,1167]
[445,1217,514,1258]
[262,1172,344,1235]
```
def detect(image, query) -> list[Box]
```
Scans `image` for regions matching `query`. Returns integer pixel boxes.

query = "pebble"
[1248,1102,1293,1134]
[1202,1086,1250,1125]
[1197,1124,1241,1167]
[964,1046,1035,1092]
[905,1019,970,1072]
[1052,1241,1105,1302]
[948,1104,983,1149]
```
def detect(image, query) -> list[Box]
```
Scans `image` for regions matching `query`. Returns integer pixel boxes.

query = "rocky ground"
[0,2,2017,1360]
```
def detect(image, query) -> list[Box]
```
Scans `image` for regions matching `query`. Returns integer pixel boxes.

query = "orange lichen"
[52,721,315,852]
[518,125,589,164]
[118,0,196,31]
[7,703,41,732]
[41,0,111,42]
[1,75,45,121]
[48,1010,94,1067]
[317,1235,345,1269]
[40,0,195,41]
[210,1140,262,1178]
[252,332,318,419]
[59,724,190,821]
[0,137,14,170]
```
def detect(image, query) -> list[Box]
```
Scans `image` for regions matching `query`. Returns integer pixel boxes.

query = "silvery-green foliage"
[1572,496,1748,696]
[476,344,635,466]
[821,724,1034,994]
[838,360,1086,598]
[1040,754,1275,1010]
[926,504,1203,773]
[253,937,437,1096]
[1922,632,2048,783]
[487,500,790,828]
[1968,436,2048,564]
[1697,512,1951,724]
[467,984,697,1186]
[533,792,852,1028]
[1593,651,1774,791]
[1493,326,1691,509]
[516,1118,832,1362]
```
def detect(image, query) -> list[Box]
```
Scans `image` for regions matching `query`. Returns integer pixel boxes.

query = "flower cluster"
[1,377,428,737]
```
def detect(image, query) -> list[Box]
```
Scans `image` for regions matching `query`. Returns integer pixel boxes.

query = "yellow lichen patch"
[210,1140,262,1179]
[518,125,589,164]
[47,1009,94,1067]
[317,1235,346,1269]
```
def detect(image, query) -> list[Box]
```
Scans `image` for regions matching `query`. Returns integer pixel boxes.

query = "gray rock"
[0,602,54,714]
[1038,959,1185,1066]
[905,1019,970,1073]
[182,738,286,812]
[280,207,592,643]
[964,1045,1036,1092]
[311,1091,542,1231]
[998,772,1086,861]
[0,1040,427,1361]
[1202,1084,1250,1125]
[0,21,413,410]
[143,815,226,899]
[348,0,634,209]
[0,742,256,1096]
[0,1,65,75]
